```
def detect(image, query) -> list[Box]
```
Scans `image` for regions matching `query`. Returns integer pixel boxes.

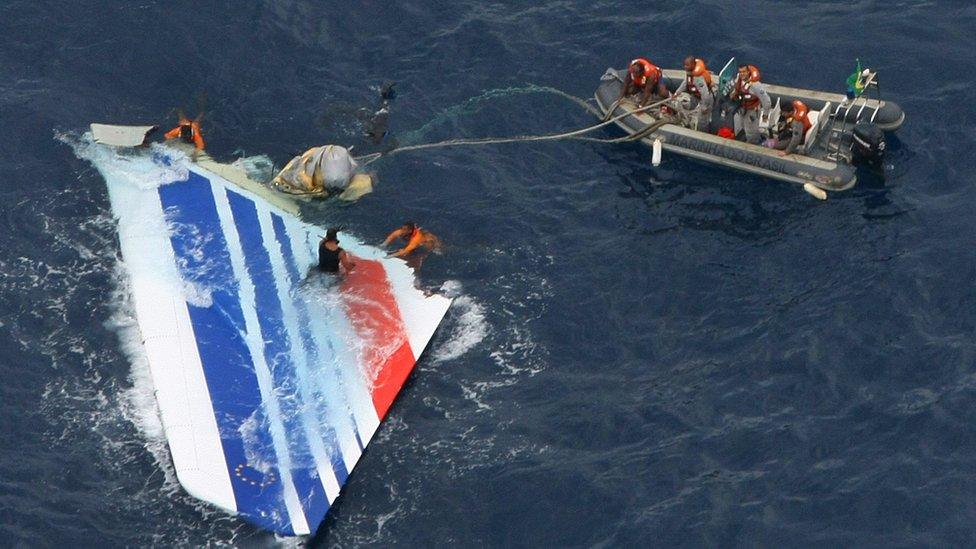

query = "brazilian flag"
[846,59,865,99]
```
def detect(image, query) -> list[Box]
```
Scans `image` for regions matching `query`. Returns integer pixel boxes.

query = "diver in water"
[318,228,356,274]
[364,81,396,145]
[381,222,441,270]
[382,222,441,258]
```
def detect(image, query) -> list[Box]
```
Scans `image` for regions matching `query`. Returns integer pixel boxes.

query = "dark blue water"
[2,1,976,546]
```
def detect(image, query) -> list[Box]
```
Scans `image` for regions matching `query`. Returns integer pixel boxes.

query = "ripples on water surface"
[1,0,975,546]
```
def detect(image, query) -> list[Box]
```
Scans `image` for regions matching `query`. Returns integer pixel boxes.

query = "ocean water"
[2,0,975,546]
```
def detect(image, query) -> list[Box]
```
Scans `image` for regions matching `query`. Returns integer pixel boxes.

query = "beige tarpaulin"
[272,145,355,192]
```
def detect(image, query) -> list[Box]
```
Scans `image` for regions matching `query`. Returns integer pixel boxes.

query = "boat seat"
[802,101,831,153]
[763,98,781,136]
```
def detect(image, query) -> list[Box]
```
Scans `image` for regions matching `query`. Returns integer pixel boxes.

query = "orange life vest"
[164,117,205,150]
[734,65,763,110]
[402,227,424,248]
[789,100,813,142]
[684,58,713,98]
[629,58,662,89]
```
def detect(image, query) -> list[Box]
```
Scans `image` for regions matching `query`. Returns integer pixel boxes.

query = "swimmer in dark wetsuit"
[318,228,356,274]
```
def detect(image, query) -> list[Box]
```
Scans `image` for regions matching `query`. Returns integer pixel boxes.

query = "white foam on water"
[432,280,488,363]
[238,410,276,474]
[231,153,276,183]
[60,131,189,191]
[162,216,219,308]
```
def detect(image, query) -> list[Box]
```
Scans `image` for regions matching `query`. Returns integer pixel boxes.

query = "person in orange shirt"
[163,110,205,150]
[381,222,441,258]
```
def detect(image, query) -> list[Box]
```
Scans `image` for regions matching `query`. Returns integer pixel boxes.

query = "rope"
[398,84,603,144]
[600,97,624,122]
[575,117,673,144]
[352,152,383,165]
[356,95,672,165]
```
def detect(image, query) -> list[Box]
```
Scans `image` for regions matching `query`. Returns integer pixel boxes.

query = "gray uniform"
[733,81,772,145]
[674,75,714,131]
[770,119,806,154]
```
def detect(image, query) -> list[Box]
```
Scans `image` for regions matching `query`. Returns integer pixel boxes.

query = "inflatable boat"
[594,60,904,196]
[80,126,452,536]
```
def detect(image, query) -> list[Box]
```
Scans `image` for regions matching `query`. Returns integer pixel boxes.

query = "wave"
[432,280,488,363]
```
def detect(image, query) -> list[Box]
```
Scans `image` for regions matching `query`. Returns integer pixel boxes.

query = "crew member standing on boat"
[729,64,771,145]
[673,56,715,131]
[765,100,812,156]
[618,58,669,107]
[318,228,356,274]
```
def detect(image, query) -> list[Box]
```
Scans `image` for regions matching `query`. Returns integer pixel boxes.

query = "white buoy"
[652,138,663,166]
[803,183,828,200]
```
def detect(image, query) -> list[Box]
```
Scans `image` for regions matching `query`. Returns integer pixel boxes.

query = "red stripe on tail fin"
[339,258,416,419]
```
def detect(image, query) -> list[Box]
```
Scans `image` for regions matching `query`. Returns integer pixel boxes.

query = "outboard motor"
[851,122,885,169]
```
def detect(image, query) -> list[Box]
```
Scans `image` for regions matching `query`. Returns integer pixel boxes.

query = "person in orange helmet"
[618,57,669,107]
[164,109,205,151]
[381,221,441,259]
